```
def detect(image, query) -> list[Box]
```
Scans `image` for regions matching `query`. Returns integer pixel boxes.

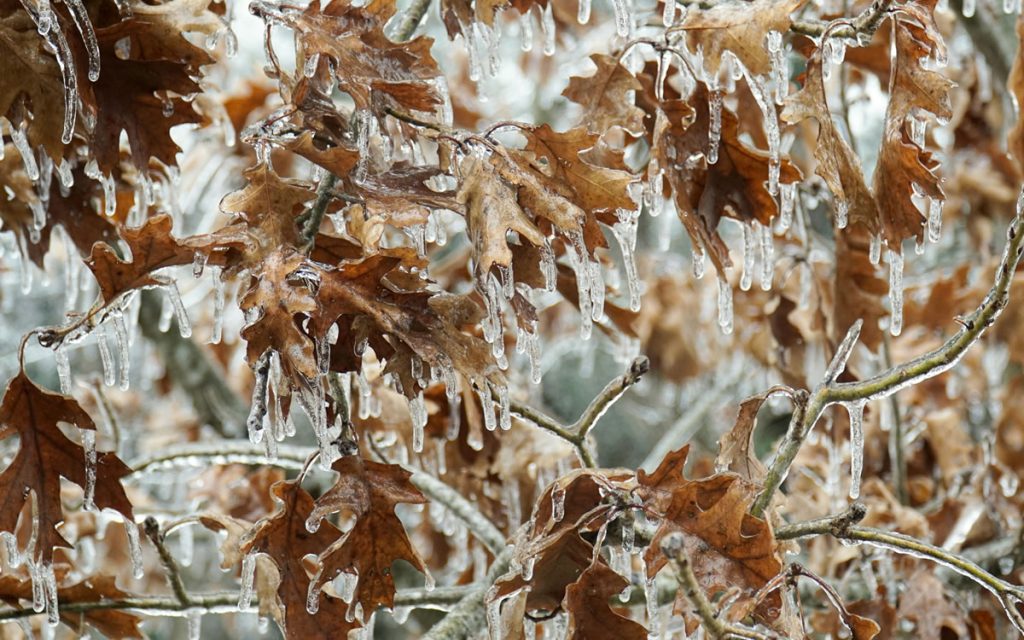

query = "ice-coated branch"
[789,0,892,39]
[143,517,192,607]
[660,533,775,640]
[394,0,433,41]
[0,585,475,623]
[777,507,1024,633]
[511,356,649,468]
[298,173,338,252]
[752,196,1024,517]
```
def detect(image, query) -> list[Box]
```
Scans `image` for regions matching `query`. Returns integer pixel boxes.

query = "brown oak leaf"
[241,481,358,638]
[0,372,134,564]
[311,455,428,621]
[564,562,647,640]
[563,54,646,138]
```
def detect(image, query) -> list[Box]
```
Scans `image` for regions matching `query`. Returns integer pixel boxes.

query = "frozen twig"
[752,196,1024,517]
[511,356,649,468]
[143,517,192,607]
[394,0,433,41]
[422,547,513,640]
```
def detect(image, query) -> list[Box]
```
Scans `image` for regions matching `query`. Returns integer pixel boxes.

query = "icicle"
[578,0,591,23]
[98,329,115,386]
[655,50,671,102]
[927,198,942,243]
[40,562,58,626]
[82,429,97,511]
[779,182,795,231]
[887,248,904,337]
[717,276,733,335]
[11,124,39,181]
[102,173,117,216]
[707,90,722,164]
[692,244,706,279]
[482,23,502,77]
[569,232,594,339]
[124,518,145,579]
[740,224,754,291]
[611,0,631,36]
[354,109,374,178]
[164,283,192,338]
[760,222,774,291]
[540,241,557,292]
[15,233,33,294]
[477,384,496,432]
[64,0,100,81]
[869,234,882,265]
[113,313,130,390]
[768,31,787,104]
[178,521,194,567]
[527,329,542,384]
[56,157,74,191]
[55,345,72,394]
[211,268,225,344]
[847,400,866,499]
[540,3,556,56]
[409,391,427,453]
[963,0,976,17]
[192,252,207,279]
[520,8,534,51]
[304,52,320,78]
[307,577,322,614]
[662,0,676,24]
[613,209,641,311]
[497,385,511,430]
[187,609,202,640]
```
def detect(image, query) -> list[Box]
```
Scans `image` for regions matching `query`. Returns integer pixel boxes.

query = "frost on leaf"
[0,571,144,638]
[0,372,133,564]
[871,0,953,247]
[638,446,783,626]
[311,455,428,620]
[241,481,358,638]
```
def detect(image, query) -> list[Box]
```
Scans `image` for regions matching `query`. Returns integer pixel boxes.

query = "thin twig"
[394,0,433,42]
[299,173,338,253]
[660,533,774,640]
[143,517,192,607]
[753,199,1024,517]
[510,356,649,468]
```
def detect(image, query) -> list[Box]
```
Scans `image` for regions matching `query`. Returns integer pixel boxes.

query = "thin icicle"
[124,518,145,579]
[540,3,556,56]
[55,345,71,394]
[869,234,882,265]
[164,283,192,338]
[611,0,631,36]
[98,328,116,386]
[187,609,202,640]
[520,8,534,51]
[963,0,976,16]
[662,0,676,24]
[497,385,511,430]
[717,276,733,335]
[569,232,594,339]
[707,90,722,164]
[779,182,795,230]
[102,173,117,216]
[740,224,754,291]
[927,198,942,243]
[692,244,706,279]
[577,0,591,23]
[113,312,130,391]
[64,0,100,81]
[540,241,557,292]
[477,384,496,432]
[409,391,427,453]
[835,198,849,230]
[42,562,59,626]
[847,400,866,499]
[888,248,904,337]
[612,209,641,311]
[11,123,39,181]
[760,222,774,291]
[82,429,97,511]
[655,50,671,102]
[211,268,225,344]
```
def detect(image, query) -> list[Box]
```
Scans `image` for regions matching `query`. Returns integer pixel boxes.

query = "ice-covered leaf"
[0,372,133,564]
[241,481,358,638]
[564,562,647,640]
[312,455,428,621]
[563,54,646,138]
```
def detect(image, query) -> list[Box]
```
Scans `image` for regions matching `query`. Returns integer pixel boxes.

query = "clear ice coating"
[740,223,754,291]
[82,429,97,511]
[887,248,904,337]
[409,391,427,452]
[717,275,733,335]
[869,234,882,266]
[541,3,556,56]
[760,222,774,291]
[612,208,641,312]
[663,0,676,25]
[124,517,145,579]
[55,344,72,394]
[611,0,631,36]
[846,400,866,499]
[927,198,942,243]
[707,90,722,164]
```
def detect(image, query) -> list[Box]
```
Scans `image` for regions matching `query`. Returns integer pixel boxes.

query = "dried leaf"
[564,562,647,640]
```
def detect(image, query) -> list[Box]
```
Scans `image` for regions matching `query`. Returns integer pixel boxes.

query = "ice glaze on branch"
[752,192,1024,517]
[510,356,650,468]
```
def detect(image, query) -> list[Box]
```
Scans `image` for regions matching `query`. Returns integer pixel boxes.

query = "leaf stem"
[143,517,192,607]
[752,199,1024,517]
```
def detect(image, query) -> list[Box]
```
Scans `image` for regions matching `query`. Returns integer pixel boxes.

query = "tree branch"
[143,517,192,607]
[752,199,1024,517]
[511,356,649,468]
